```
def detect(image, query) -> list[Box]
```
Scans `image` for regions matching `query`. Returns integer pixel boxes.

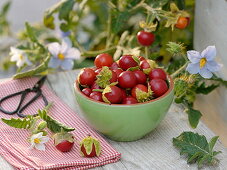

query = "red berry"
[55,140,74,152]
[140,60,150,70]
[118,71,137,88]
[110,62,119,70]
[90,91,103,102]
[94,53,113,68]
[91,82,101,90]
[54,132,74,152]
[138,56,146,61]
[81,143,97,157]
[175,17,190,29]
[82,88,92,96]
[80,136,101,157]
[133,70,147,84]
[137,31,155,46]
[119,55,138,70]
[121,88,127,100]
[78,68,96,86]
[103,86,122,104]
[131,84,148,99]
[122,96,138,104]
[149,68,167,80]
[149,79,168,97]
[94,68,102,75]
[113,68,123,78]
[110,71,118,83]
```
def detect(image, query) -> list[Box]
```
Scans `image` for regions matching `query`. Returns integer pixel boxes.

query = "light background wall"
[194,0,227,144]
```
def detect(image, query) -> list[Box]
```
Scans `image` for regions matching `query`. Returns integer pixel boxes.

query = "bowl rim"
[74,74,174,106]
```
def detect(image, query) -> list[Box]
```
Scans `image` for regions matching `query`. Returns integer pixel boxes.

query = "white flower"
[30,132,49,151]
[186,46,222,78]
[47,38,81,70]
[10,47,32,68]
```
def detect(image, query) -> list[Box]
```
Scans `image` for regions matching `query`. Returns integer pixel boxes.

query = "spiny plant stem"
[171,62,189,78]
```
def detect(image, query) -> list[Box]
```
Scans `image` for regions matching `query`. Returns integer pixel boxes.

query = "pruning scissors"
[0,76,48,118]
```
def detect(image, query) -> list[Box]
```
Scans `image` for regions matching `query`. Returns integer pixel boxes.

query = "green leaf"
[25,22,38,43]
[59,0,75,20]
[111,9,130,34]
[38,110,75,133]
[1,117,32,129]
[186,108,202,129]
[210,74,227,88]
[1,1,11,16]
[13,55,50,79]
[173,131,221,168]
[209,136,219,151]
[196,82,219,95]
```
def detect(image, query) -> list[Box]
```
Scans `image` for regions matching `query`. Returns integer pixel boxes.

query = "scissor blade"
[33,76,47,89]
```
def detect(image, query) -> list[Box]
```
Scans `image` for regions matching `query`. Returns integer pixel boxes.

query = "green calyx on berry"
[96,66,113,88]
[136,84,153,102]
[143,60,158,74]
[53,130,74,145]
[80,135,101,157]
[102,85,112,104]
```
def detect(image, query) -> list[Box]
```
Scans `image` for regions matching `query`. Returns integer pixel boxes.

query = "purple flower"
[48,38,80,70]
[186,46,222,78]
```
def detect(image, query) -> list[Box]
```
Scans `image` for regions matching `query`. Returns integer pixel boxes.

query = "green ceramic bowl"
[74,75,174,142]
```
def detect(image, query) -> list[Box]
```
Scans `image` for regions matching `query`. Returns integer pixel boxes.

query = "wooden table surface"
[0,70,227,170]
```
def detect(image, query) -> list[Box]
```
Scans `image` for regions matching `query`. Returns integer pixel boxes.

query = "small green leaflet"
[1,117,32,129]
[196,82,219,95]
[13,55,50,79]
[186,107,202,129]
[111,9,130,34]
[173,132,221,168]
[38,109,75,133]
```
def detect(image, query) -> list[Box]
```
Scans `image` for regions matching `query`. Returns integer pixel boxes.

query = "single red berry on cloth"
[103,85,122,104]
[118,71,137,88]
[175,17,190,29]
[82,88,92,96]
[94,53,114,68]
[78,68,96,86]
[80,136,101,158]
[133,70,147,84]
[119,55,138,70]
[53,132,74,152]
[90,91,103,102]
[110,62,119,70]
[122,96,138,104]
[131,84,148,99]
[149,79,168,97]
[149,68,167,81]
[137,31,155,46]
[113,68,123,78]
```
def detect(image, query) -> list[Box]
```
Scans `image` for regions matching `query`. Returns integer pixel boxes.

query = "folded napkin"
[0,78,121,170]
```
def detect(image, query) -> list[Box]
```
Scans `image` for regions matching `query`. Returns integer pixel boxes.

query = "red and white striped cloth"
[0,78,121,170]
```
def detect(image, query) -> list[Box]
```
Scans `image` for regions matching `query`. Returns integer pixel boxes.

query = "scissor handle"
[0,90,27,115]
[17,89,48,118]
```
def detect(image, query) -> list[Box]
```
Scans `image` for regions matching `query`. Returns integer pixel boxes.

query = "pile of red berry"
[77,53,169,104]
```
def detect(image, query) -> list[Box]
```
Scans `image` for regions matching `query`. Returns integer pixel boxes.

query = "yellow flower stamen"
[19,55,23,60]
[200,58,207,68]
[34,138,41,144]
[58,53,65,60]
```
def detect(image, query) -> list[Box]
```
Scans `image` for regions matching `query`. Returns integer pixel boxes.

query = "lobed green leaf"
[1,117,32,129]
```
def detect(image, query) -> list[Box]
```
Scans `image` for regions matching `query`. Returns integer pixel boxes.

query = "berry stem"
[171,61,189,78]
[145,46,149,59]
